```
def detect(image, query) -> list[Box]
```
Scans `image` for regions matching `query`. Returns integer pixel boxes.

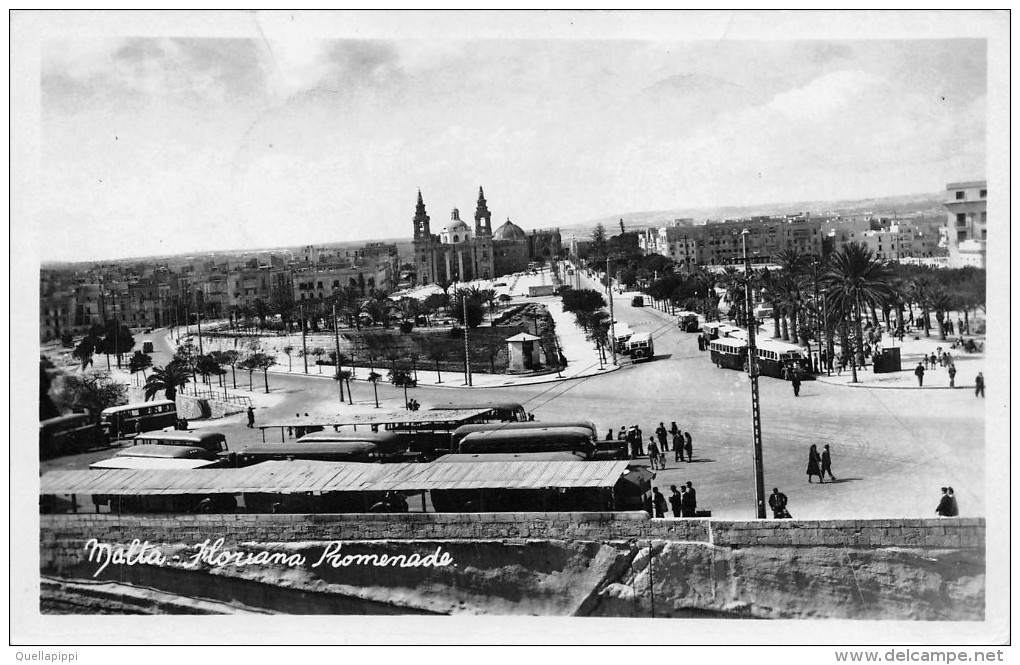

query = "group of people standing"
[650,482,698,518]
[608,421,693,470]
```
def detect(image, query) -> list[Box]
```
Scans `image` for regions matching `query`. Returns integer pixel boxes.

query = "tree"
[560,289,605,314]
[821,242,895,383]
[218,350,241,389]
[238,355,257,391]
[426,341,447,383]
[591,223,608,263]
[101,321,136,368]
[144,361,192,402]
[250,353,277,393]
[128,351,153,380]
[40,357,61,420]
[282,344,295,371]
[72,336,98,370]
[311,346,326,373]
[450,289,485,328]
[60,371,128,417]
[367,371,382,408]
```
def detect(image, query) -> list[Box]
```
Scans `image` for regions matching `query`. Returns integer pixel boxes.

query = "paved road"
[46,301,986,521]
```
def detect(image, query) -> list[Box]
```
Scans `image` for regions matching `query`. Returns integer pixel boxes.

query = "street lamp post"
[742,229,767,520]
[462,295,472,386]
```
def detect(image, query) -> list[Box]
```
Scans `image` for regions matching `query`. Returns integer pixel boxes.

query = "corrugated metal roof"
[258,408,492,430]
[41,459,630,496]
[89,457,219,471]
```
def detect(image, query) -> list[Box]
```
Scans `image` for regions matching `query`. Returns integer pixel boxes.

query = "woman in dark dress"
[807,444,823,483]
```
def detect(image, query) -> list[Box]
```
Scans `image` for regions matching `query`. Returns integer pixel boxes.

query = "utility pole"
[462,295,472,386]
[301,305,309,374]
[333,304,343,403]
[196,291,204,356]
[606,256,617,366]
[742,229,766,519]
[823,291,831,375]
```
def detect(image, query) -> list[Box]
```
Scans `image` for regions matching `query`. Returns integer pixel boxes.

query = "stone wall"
[40,513,984,619]
[125,387,243,420]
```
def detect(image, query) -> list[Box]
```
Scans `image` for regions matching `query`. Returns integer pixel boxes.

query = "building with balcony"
[944,180,987,268]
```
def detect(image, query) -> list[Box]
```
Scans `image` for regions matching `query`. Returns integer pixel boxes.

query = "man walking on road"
[673,431,684,462]
[769,488,791,519]
[647,438,660,471]
[791,374,802,397]
[246,406,255,428]
[914,362,925,387]
[668,485,683,518]
[975,372,985,398]
[821,444,836,481]
[656,422,668,451]
[684,431,693,463]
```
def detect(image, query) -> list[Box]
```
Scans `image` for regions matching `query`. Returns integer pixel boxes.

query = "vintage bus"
[129,430,229,455]
[39,414,102,459]
[430,402,529,423]
[753,340,812,380]
[99,400,177,439]
[710,337,749,370]
[449,420,598,452]
[239,431,410,465]
[676,311,701,333]
[628,332,655,361]
[458,426,597,457]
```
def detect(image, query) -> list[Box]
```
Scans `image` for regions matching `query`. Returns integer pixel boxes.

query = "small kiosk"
[506,332,542,371]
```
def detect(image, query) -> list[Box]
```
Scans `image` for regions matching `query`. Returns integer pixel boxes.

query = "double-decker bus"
[99,400,177,439]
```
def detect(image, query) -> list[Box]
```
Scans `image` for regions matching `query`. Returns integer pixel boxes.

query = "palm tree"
[333,368,352,404]
[757,268,783,339]
[282,345,295,371]
[718,266,746,326]
[144,361,192,402]
[367,371,382,408]
[311,346,326,373]
[821,243,895,383]
[927,285,955,341]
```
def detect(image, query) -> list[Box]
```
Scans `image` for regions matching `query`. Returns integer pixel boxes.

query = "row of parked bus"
[40,400,179,460]
[58,401,654,515]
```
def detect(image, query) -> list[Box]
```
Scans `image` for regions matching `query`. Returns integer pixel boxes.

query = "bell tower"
[413,190,431,239]
[474,186,492,236]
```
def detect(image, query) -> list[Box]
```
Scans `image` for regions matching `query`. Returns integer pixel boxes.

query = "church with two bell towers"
[412,187,495,285]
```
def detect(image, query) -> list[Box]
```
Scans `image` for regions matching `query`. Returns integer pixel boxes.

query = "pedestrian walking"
[629,429,641,460]
[669,421,680,439]
[656,422,668,451]
[652,487,667,518]
[948,364,957,388]
[648,439,660,471]
[684,431,693,463]
[937,347,944,366]
[929,353,937,370]
[914,362,925,387]
[681,481,698,517]
[975,372,984,398]
[820,444,836,481]
[947,487,959,516]
[769,488,791,519]
[668,485,683,518]
[791,374,802,397]
[673,431,684,462]
[935,487,953,517]
[246,406,255,428]
[807,444,823,483]
[634,425,644,455]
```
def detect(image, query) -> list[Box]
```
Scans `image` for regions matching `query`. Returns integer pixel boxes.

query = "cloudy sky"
[28,12,990,262]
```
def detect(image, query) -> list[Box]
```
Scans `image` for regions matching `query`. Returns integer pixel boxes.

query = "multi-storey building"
[944,180,987,268]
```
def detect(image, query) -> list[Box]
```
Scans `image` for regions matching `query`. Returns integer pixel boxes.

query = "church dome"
[493,218,527,241]
[441,208,472,244]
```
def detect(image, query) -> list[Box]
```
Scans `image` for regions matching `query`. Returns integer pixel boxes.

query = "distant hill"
[559,191,946,238]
